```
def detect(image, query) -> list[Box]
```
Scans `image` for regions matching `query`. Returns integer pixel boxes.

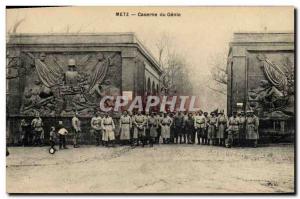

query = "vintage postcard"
[6,6,295,193]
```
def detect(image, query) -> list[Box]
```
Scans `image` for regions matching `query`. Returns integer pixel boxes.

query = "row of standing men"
[27,109,260,150]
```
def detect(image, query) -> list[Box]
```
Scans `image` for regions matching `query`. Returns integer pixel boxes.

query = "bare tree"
[155,33,193,95]
[208,51,228,95]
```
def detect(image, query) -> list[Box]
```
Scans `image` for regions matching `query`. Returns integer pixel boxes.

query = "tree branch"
[207,86,227,96]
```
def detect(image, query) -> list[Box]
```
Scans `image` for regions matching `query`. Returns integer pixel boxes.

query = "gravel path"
[6,144,294,193]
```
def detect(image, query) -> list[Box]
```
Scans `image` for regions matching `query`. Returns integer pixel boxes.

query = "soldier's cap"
[68,59,76,66]
[210,112,215,115]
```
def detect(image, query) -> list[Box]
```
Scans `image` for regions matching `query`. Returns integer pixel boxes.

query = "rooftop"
[7,32,161,73]
[231,32,294,44]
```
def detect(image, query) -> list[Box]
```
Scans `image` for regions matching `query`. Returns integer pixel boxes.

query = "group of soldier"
[18,108,260,150]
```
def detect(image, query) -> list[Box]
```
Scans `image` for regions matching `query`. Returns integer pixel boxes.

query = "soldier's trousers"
[59,134,66,149]
[34,130,43,146]
[149,136,156,146]
[49,140,56,148]
[186,128,194,144]
[239,126,246,146]
[174,127,181,143]
[179,134,186,143]
[196,128,206,144]
[156,127,161,144]
[192,130,196,144]
[73,129,80,146]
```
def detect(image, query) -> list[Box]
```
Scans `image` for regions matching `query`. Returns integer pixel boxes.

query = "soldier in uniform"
[173,112,184,144]
[49,126,57,151]
[207,112,217,145]
[238,111,246,147]
[169,112,175,144]
[226,111,239,148]
[91,111,103,146]
[181,111,189,144]
[119,110,132,146]
[185,112,195,144]
[71,112,81,148]
[20,119,30,146]
[160,112,173,144]
[155,112,163,144]
[101,112,116,147]
[194,111,206,145]
[147,112,159,147]
[245,110,259,147]
[216,109,227,146]
[203,112,209,145]
[57,121,68,149]
[31,112,44,146]
[144,111,151,145]
[132,111,147,146]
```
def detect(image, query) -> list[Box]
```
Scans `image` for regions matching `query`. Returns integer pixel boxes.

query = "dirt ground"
[6,144,294,193]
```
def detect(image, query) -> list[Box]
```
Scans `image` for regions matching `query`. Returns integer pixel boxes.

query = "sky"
[6,6,294,112]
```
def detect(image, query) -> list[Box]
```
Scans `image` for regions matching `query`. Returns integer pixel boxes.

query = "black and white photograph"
[5,6,295,194]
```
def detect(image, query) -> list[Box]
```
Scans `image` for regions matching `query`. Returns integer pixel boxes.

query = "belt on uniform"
[104,124,112,125]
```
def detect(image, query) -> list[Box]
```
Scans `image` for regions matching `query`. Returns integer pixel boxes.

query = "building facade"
[6,33,162,144]
[227,32,294,139]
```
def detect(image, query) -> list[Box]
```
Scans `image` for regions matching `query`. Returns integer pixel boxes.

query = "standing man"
[160,112,173,144]
[101,112,116,147]
[216,110,227,146]
[31,112,44,147]
[207,112,217,145]
[173,112,184,144]
[72,112,81,148]
[144,111,151,145]
[185,112,195,144]
[147,112,159,147]
[181,111,189,144]
[155,111,163,144]
[194,111,206,145]
[57,120,68,149]
[203,112,209,145]
[132,111,147,146]
[226,111,240,148]
[245,110,259,147]
[238,111,246,147]
[119,110,132,146]
[20,119,30,146]
[91,111,103,146]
